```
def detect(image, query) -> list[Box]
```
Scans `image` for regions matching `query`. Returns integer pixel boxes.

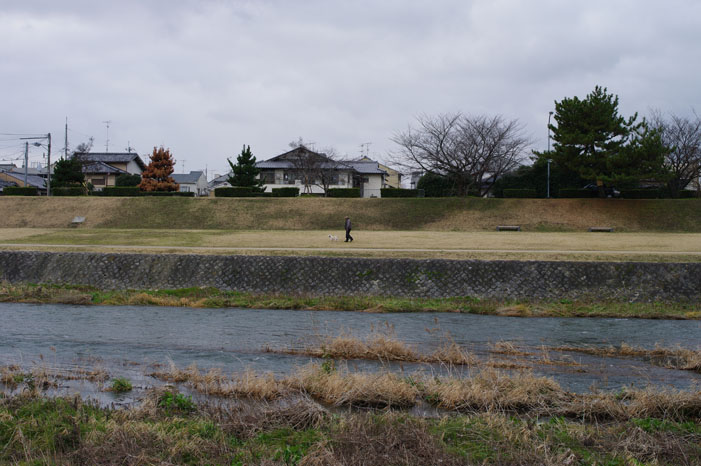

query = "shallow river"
[1,303,699,396]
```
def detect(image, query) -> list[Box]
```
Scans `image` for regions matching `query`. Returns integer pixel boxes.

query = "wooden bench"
[496,225,521,232]
[588,226,613,232]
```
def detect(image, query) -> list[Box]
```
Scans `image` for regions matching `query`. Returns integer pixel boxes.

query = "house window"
[262,172,276,184]
[91,177,106,185]
[180,186,190,192]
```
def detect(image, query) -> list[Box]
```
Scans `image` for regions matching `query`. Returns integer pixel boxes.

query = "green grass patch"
[1,283,699,319]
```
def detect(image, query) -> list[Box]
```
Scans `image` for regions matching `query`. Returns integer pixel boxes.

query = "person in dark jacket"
[344,216,353,242]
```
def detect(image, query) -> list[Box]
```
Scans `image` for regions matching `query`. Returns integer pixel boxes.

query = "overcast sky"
[2,0,700,177]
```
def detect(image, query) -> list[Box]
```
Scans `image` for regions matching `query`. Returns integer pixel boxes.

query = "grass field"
[1,197,701,231]
[1,228,700,261]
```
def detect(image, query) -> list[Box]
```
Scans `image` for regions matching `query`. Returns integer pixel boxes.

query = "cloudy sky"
[1,0,700,177]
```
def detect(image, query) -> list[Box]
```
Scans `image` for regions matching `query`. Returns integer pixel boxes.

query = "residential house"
[0,165,47,194]
[256,146,387,197]
[74,152,146,190]
[172,170,208,196]
[359,156,402,189]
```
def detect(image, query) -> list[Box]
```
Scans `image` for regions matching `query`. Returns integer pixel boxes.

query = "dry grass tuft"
[289,363,419,408]
[302,412,465,466]
[554,343,701,373]
[423,368,566,412]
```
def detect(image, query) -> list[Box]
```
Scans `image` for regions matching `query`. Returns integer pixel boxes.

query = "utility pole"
[24,142,28,186]
[47,133,51,196]
[103,120,112,152]
[64,117,68,159]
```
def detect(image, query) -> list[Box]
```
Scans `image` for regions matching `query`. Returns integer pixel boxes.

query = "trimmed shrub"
[51,186,85,196]
[115,173,142,187]
[3,186,38,196]
[558,188,596,198]
[327,188,361,198]
[380,188,421,198]
[141,191,195,197]
[215,187,252,197]
[101,186,141,197]
[679,190,699,199]
[503,188,537,198]
[620,189,661,199]
[272,187,299,197]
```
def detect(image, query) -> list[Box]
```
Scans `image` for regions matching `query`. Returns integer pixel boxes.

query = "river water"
[0,303,699,397]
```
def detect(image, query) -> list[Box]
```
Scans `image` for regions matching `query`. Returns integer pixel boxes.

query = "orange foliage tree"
[139,146,179,192]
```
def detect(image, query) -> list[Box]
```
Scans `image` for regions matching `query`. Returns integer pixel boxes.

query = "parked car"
[583,184,620,198]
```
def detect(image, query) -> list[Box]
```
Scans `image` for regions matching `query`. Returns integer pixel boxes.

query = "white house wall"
[126,160,143,175]
[362,174,383,198]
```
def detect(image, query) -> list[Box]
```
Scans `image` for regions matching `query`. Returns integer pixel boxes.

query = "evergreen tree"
[227,145,264,191]
[52,156,85,187]
[537,86,666,196]
[139,146,179,192]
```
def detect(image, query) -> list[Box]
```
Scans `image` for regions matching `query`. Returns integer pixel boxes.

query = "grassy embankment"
[1,196,700,231]
[1,283,700,319]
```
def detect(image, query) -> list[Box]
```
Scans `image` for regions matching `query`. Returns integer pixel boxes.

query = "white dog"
[328,234,338,241]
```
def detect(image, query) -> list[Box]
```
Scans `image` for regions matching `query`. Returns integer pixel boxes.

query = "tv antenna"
[360,142,372,158]
[102,120,112,151]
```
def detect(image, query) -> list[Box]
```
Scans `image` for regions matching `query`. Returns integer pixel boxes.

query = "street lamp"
[547,111,554,199]
[547,111,553,153]
[22,133,51,195]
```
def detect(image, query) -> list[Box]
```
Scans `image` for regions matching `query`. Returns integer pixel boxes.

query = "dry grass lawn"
[1,228,700,261]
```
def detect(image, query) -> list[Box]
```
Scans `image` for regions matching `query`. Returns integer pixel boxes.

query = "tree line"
[393,86,701,198]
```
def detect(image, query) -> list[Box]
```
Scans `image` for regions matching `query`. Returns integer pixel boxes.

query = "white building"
[172,170,208,196]
[256,146,387,197]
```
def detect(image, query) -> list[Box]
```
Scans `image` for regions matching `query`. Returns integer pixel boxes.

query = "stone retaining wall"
[0,251,699,302]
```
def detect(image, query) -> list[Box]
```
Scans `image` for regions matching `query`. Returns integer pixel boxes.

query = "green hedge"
[215,187,253,197]
[620,189,660,199]
[51,186,85,196]
[100,186,141,197]
[558,188,596,198]
[141,191,195,197]
[503,188,537,198]
[327,188,361,198]
[380,188,422,198]
[272,187,299,197]
[679,190,699,199]
[3,186,38,196]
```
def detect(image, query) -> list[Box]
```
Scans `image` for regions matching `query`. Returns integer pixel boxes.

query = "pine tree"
[139,146,179,192]
[52,156,85,187]
[539,86,666,196]
[227,145,264,191]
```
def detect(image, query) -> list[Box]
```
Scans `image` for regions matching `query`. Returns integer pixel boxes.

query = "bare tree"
[287,139,344,196]
[649,110,701,197]
[391,113,531,196]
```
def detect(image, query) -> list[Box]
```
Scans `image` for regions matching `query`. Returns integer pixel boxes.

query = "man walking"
[344,216,353,242]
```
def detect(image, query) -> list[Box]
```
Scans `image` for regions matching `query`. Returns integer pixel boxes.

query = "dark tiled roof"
[172,171,204,184]
[82,161,129,175]
[75,152,146,170]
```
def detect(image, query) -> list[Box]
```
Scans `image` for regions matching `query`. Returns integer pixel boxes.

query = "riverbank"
[2,283,700,319]
[1,375,699,465]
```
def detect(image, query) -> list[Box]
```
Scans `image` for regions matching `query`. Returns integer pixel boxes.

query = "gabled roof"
[340,160,388,175]
[1,171,46,189]
[172,171,204,184]
[82,161,130,175]
[74,152,146,170]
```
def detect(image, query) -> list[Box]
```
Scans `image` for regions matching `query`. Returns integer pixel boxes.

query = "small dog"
[328,234,338,241]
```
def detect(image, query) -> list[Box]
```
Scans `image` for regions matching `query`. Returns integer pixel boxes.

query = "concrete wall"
[0,251,699,302]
